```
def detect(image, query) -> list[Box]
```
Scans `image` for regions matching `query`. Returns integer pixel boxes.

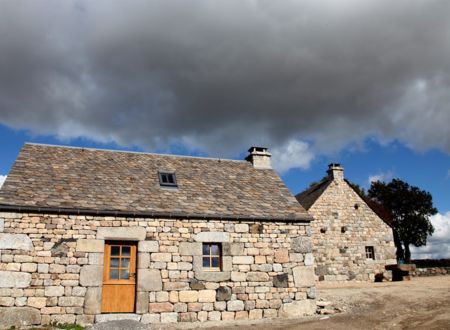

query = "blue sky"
[1,1,449,258]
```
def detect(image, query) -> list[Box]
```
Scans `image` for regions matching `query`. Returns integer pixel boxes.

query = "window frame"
[158,171,177,187]
[103,241,137,284]
[202,243,222,272]
[365,246,375,260]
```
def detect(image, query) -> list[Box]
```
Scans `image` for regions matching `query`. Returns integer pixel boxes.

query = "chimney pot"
[245,146,272,169]
[327,163,344,180]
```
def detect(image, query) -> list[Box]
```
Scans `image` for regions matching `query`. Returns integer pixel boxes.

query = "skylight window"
[159,172,177,187]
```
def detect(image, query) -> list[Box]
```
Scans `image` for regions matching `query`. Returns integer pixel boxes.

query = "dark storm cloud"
[1,0,450,168]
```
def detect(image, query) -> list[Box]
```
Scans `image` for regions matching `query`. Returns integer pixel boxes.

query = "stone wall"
[411,267,450,277]
[0,212,315,328]
[307,179,396,282]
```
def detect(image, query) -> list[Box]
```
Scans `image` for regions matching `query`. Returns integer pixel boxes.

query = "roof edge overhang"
[0,204,313,223]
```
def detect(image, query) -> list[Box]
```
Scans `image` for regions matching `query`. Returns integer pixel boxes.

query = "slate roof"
[0,144,312,221]
[295,179,330,210]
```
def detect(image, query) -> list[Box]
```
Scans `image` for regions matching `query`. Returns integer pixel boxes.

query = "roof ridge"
[24,142,246,163]
[296,178,330,198]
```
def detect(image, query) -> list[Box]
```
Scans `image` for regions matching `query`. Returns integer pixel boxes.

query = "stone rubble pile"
[316,299,343,315]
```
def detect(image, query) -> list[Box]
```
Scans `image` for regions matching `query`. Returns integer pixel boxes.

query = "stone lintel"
[194,232,230,243]
[97,227,146,241]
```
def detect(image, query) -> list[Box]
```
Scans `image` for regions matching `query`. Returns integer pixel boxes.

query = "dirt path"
[158,276,450,330]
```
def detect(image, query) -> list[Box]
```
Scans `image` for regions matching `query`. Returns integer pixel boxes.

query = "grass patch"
[30,323,84,330]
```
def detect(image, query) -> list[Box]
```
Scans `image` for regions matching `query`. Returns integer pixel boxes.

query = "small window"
[159,172,177,187]
[202,243,222,271]
[365,246,375,260]
[107,243,135,280]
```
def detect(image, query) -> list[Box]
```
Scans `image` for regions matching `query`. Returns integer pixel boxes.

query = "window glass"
[110,269,119,280]
[108,243,134,281]
[202,243,222,271]
[122,246,131,257]
[121,269,129,280]
[211,257,220,268]
[159,172,177,187]
[110,258,120,267]
[111,246,120,256]
[365,246,375,259]
[121,258,130,269]
[211,244,220,255]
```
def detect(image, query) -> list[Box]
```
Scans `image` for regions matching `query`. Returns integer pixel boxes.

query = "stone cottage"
[296,164,396,282]
[0,144,316,328]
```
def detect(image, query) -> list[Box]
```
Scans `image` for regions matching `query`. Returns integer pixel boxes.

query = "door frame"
[101,240,138,313]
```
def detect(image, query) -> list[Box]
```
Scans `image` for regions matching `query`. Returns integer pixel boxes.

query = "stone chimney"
[327,163,344,181]
[245,147,272,169]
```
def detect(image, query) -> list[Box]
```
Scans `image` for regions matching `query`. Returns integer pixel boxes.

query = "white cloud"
[412,212,450,259]
[367,170,394,185]
[0,175,6,188]
[271,140,315,174]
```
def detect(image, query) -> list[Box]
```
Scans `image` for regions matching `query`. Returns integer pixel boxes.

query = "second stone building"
[296,164,396,282]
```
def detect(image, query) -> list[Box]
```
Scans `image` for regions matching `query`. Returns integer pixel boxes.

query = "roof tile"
[0,144,311,221]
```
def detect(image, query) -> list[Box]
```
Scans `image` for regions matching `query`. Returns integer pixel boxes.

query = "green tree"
[368,179,437,263]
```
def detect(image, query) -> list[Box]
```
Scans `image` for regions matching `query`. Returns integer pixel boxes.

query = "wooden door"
[101,241,137,313]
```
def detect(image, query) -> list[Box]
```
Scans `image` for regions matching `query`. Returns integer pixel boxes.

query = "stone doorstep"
[95,314,142,323]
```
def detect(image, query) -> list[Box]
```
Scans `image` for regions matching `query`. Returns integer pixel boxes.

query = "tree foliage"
[368,179,437,263]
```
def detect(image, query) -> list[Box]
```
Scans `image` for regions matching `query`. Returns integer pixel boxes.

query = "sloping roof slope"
[0,144,311,221]
[295,179,330,210]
